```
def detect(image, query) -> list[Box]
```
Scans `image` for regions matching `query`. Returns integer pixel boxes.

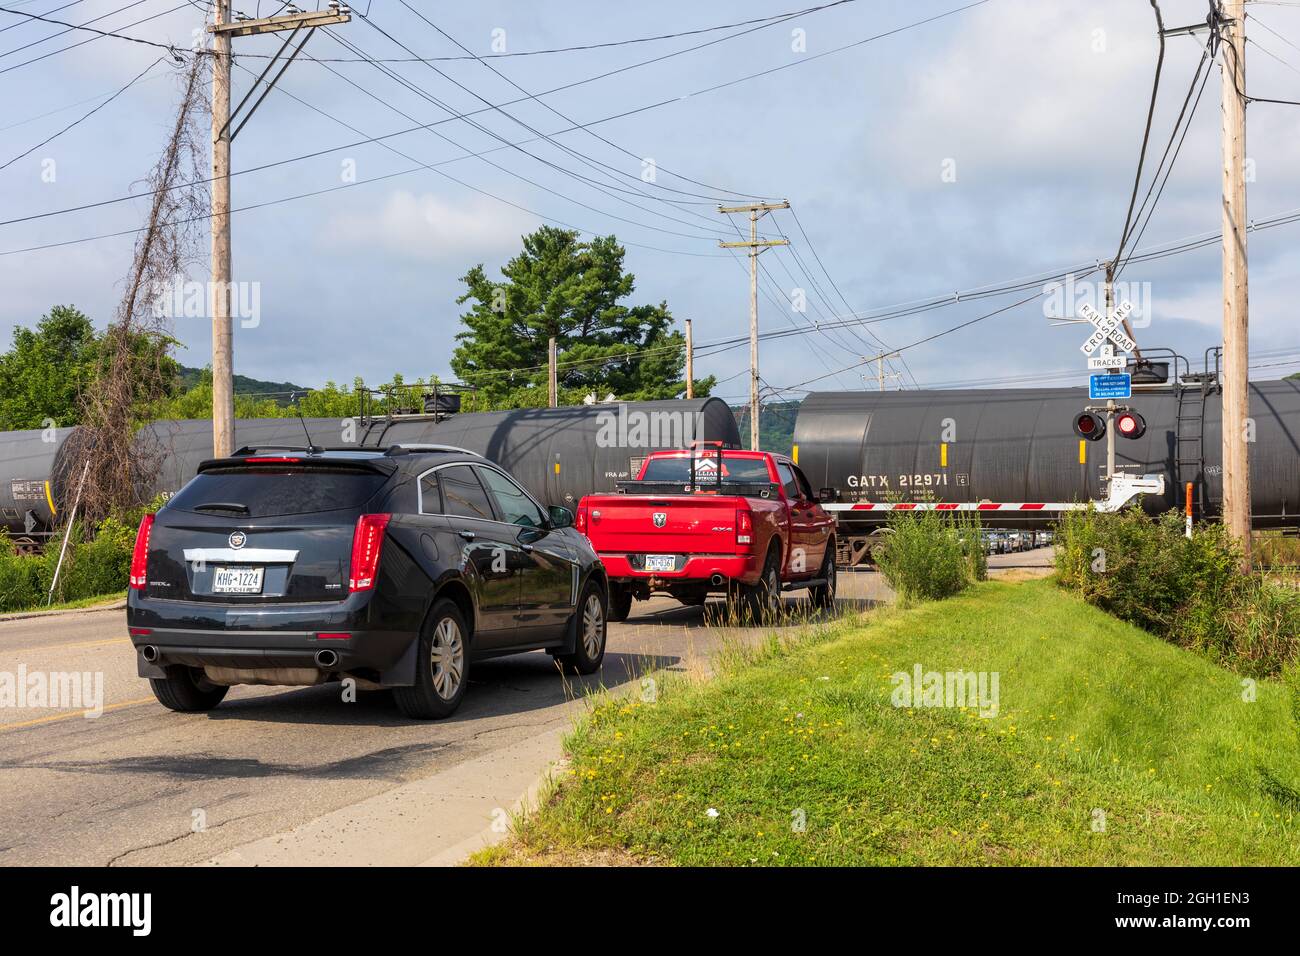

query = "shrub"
[876,511,983,604]
[1055,507,1300,677]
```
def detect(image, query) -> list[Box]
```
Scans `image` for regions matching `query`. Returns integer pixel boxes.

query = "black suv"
[126,444,609,719]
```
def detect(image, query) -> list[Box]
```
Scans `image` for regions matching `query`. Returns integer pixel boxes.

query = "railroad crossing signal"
[1078,300,1137,356]
[1115,410,1147,440]
[1073,411,1106,441]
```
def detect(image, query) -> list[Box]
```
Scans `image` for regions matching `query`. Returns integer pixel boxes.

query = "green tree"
[450,226,714,407]
[0,305,181,430]
[0,305,99,429]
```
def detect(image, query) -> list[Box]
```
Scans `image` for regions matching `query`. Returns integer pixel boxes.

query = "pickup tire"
[150,667,229,713]
[738,550,782,623]
[808,541,837,610]
[607,583,633,623]
[393,599,470,720]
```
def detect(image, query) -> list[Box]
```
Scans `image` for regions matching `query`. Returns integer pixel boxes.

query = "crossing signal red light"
[1116,410,1147,439]
[1073,412,1106,441]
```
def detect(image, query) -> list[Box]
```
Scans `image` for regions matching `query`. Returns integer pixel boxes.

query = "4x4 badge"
[652,512,667,528]
[229,530,246,550]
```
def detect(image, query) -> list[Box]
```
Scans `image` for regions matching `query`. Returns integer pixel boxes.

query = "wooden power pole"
[684,318,694,399]
[719,201,789,450]
[1219,0,1252,570]
[207,1,351,457]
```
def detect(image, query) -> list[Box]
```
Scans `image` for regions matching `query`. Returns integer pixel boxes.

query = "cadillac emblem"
[229,530,247,550]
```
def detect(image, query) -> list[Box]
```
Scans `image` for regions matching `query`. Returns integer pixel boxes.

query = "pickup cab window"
[640,456,771,484]
[776,462,802,500]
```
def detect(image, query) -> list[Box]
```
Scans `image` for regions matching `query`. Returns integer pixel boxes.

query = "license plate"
[644,554,676,572]
[213,566,264,594]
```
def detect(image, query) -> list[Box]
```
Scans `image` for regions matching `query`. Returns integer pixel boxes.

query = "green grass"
[478,579,1300,866]
[0,590,126,615]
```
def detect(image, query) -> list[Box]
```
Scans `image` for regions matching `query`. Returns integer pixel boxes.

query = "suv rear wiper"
[192,502,250,515]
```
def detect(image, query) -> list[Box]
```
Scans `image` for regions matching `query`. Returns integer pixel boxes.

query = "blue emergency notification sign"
[1089,373,1132,400]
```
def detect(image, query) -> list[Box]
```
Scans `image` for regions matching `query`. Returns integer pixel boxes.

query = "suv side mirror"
[547,505,574,529]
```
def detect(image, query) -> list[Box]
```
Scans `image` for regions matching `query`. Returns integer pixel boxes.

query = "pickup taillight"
[129,514,154,590]
[349,513,391,592]
[576,504,589,534]
[736,509,753,546]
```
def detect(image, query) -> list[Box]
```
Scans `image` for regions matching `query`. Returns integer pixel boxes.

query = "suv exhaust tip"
[140,645,159,664]
[314,649,339,669]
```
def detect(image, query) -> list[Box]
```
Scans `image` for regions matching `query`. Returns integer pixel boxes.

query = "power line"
[1113,0,1167,268]
[0,54,165,171]
[0,0,990,227]
[1114,39,1214,280]
[0,2,191,69]
[0,0,151,59]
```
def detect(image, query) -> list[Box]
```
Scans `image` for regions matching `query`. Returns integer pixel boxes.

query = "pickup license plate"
[213,566,264,594]
[644,554,676,572]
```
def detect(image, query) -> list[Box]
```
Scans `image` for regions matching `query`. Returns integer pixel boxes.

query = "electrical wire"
[0,54,164,171]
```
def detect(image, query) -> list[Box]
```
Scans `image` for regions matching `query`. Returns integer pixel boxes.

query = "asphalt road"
[0,547,1050,866]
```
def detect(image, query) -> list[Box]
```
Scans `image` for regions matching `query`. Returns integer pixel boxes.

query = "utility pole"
[207,1,351,457]
[210,0,232,458]
[1219,0,1252,570]
[868,351,902,391]
[719,201,789,450]
[547,337,558,407]
[684,318,694,400]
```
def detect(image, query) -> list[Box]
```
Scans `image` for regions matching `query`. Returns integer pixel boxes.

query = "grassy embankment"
[478,578,1300,866]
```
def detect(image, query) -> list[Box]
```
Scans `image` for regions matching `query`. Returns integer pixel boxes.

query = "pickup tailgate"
[584,494,744,555]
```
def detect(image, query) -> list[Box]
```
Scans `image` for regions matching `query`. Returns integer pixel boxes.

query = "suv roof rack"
[383,443,476,456]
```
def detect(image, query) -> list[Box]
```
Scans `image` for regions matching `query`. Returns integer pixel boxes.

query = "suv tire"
[150,667,229,713]
[556,581,607,675]
[394,599,471,720]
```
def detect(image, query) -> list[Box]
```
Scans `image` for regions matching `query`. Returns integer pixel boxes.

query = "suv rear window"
[169,468,389,518]
[640,456,772,484]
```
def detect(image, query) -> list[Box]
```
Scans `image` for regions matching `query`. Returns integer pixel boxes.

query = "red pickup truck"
[575,446,836,621]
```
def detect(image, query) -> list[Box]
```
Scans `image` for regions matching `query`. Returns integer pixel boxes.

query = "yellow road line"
[0,696,156,733]
[2,637,130,655]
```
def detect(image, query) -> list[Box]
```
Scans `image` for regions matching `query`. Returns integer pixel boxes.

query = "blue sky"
[1,0,1298,401]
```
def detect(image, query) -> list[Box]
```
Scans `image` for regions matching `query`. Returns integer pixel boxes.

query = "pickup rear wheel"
[607,584,633,623]
[149,667,228,713]
[808,542,837,610]
[393,599,470,720]
[740,552,782,624]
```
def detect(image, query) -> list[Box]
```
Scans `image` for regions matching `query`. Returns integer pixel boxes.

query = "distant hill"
[177,365,308,404]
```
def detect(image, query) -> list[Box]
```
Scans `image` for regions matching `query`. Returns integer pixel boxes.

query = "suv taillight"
[129,514,154,590]
[575,504,589,534]
[349,513,391,592]
[736,509,753,546]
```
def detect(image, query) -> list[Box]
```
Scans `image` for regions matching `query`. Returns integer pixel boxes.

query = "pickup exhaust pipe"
[140,645,159,663]
[710,574,725,587]
[314,649,339,669]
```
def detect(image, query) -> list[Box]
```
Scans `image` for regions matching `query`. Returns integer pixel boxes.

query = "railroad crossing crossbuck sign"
[1078,300,1137,358]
